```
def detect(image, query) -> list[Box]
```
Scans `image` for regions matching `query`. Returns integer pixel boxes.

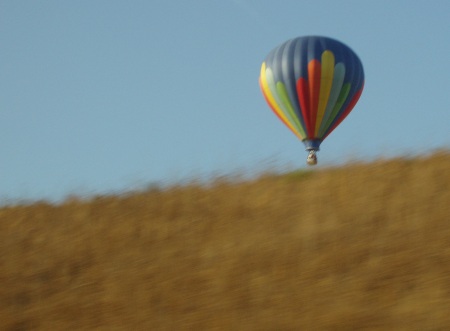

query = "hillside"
[1,151,450,330]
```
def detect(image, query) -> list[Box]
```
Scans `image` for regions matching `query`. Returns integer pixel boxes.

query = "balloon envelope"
[259,36,364,152]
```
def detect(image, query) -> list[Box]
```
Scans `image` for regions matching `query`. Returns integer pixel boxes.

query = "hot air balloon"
[259,36,364,165]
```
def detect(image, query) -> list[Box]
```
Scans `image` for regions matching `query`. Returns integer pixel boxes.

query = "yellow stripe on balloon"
[314,50,335,135]
[259,63,304,140]
[259,63,283,118]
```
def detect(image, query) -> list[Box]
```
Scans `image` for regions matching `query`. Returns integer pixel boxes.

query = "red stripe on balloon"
[323,84,364,140]
[296,77,313,138]
[308,60,321,137]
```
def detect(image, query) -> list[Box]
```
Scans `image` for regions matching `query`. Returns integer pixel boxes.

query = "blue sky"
[1,0,449,202]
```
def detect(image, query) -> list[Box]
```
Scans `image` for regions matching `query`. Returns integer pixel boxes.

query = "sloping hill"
[1,151,449,330]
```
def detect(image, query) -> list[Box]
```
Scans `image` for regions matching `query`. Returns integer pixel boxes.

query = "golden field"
[1,151,450,330]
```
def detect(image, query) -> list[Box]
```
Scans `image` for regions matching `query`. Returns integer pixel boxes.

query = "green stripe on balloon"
[265,68,304,138]
[276,82,306,139]
[318,63,346,137]
[322,83,351,135]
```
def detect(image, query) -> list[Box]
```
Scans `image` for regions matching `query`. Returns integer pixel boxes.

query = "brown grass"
[1,151,450,330]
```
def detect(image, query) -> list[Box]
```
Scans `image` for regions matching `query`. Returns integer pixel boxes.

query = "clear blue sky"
[1,0,449,202]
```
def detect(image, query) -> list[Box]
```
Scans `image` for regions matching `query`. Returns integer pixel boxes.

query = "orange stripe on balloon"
[308,59,321,137]
[323,83,364,140]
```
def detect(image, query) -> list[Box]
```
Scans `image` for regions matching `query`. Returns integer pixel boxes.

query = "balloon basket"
[303,139,321,166]
[306,150,318,166]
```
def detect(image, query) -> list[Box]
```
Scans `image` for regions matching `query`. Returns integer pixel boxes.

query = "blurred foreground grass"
[1,151,450,330]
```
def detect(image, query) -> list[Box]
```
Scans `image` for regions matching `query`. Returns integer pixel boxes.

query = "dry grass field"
[1,151,450,330]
